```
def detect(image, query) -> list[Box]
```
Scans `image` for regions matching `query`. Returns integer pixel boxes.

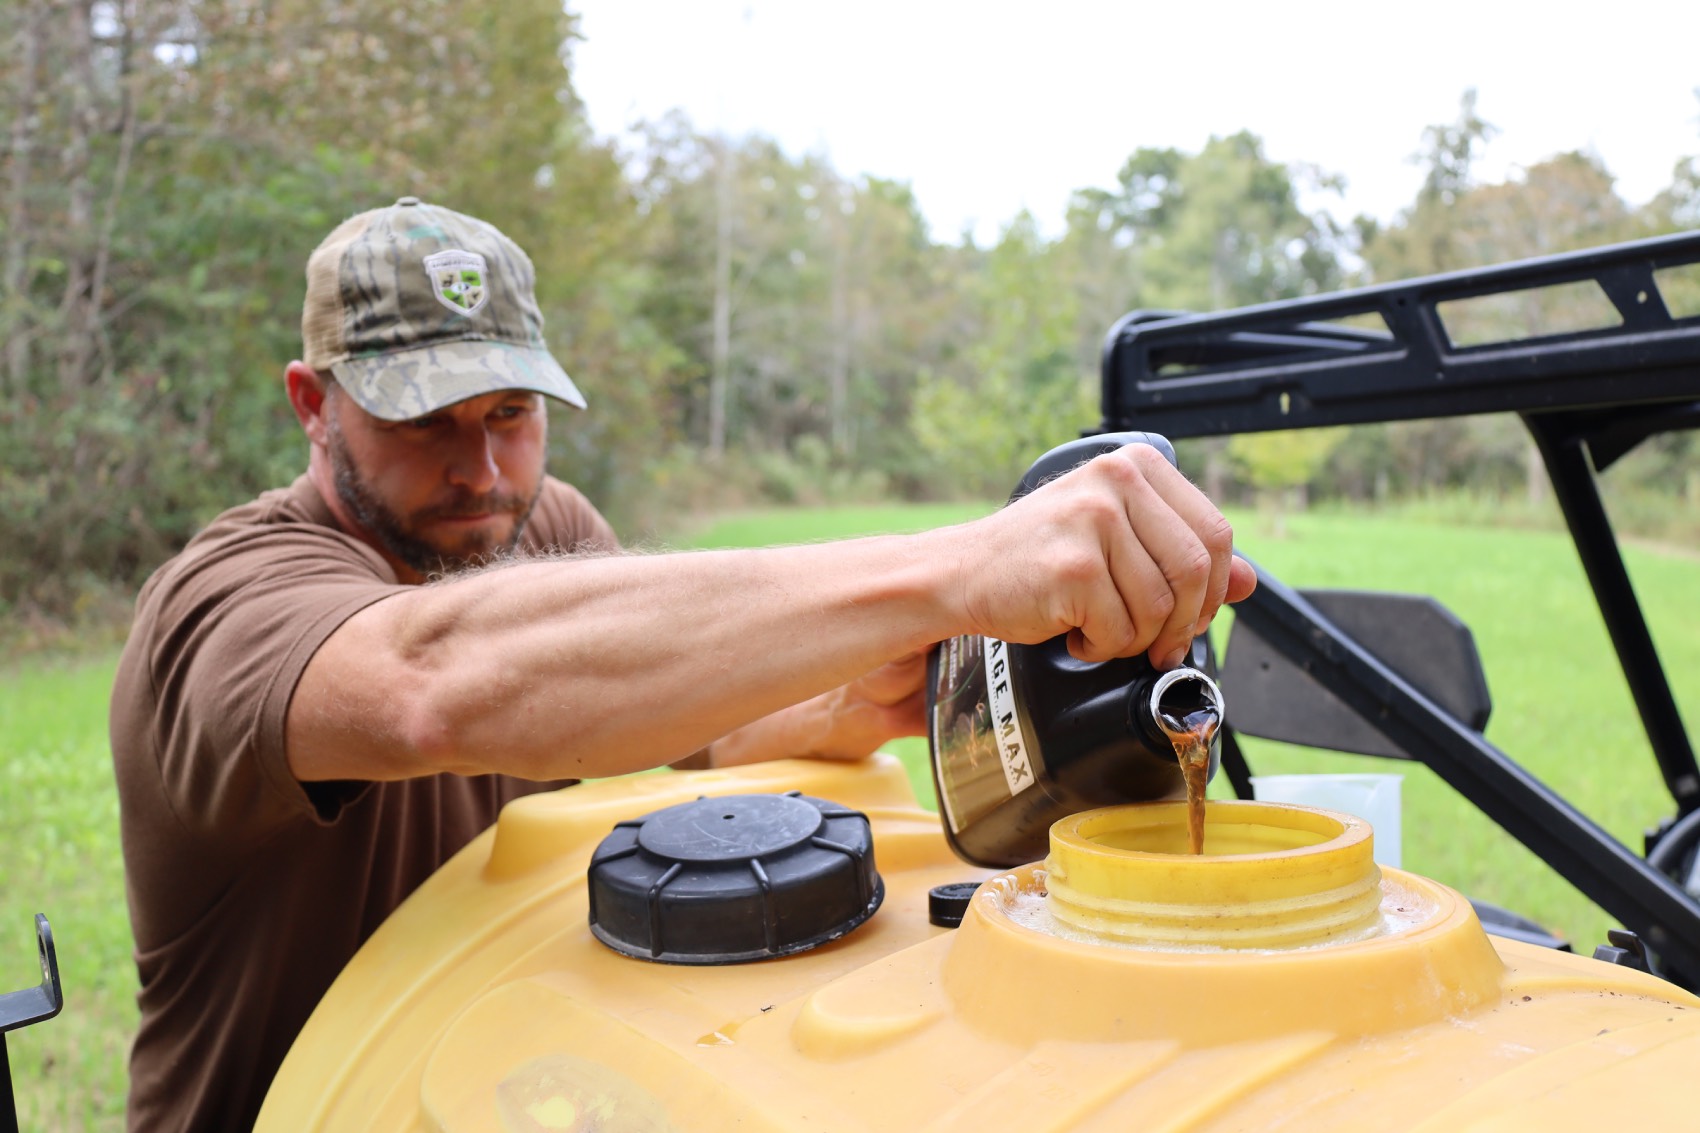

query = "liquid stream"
[1162,706,1219,855]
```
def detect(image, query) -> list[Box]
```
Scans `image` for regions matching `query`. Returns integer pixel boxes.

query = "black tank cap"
[928,881,985,928]
[587,792,884,965]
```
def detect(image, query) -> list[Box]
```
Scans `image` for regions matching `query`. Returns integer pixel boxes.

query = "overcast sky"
[570,1,1700,244]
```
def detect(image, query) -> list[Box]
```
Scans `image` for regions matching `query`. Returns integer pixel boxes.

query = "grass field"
[1,498,1695,1129]
[0,656,131,1130]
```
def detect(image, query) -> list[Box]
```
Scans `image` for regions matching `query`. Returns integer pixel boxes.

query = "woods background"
[4,1,1699,629]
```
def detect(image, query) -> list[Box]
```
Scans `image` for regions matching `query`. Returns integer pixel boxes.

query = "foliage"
[909,212,1096,497]
[626,123,950,494]
[1229,428,1349,494]
[2,10,1697,622]
[1228,427,1349,534]
[1071,132,1346,313]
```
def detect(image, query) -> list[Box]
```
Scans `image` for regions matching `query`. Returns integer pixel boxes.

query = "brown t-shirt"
[110,474,617,1133]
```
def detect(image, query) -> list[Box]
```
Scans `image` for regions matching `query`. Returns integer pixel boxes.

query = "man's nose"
[445,424,500,493]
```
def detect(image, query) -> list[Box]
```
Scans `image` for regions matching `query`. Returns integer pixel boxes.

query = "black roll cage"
[1096,228,1700,987]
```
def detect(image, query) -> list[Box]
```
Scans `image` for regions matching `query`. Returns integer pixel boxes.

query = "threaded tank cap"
[588,792,883,964]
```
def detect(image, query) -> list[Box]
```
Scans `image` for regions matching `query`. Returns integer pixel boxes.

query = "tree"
[0,0,650,611]
[1363,137,1638,507]
[1063,133,1348,498]
[909,212,1095,497]
[1228,428,1348,535]
[1366,89,1500,280]
[625,120,955,502]
[1082,134,1345,312]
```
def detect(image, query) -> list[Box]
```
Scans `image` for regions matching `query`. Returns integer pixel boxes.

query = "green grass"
[0,654,132,1131]
[3,498,1697,1128]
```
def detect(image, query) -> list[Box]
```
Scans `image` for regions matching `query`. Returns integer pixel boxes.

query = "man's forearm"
[287,532,960,783]
[285,443,1256,787]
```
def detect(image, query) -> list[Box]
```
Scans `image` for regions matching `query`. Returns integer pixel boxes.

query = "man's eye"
[403,415,444,430]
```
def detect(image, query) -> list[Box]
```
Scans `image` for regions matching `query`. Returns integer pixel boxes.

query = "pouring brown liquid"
[1160,706,1220,855]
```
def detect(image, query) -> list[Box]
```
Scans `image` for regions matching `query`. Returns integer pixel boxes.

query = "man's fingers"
[1157,480,1236,638]
[810,684,927,762]
[1112,447,1214,666]
[1066,546,1151,662]
[854,651,926,705]
[1227,556,1258,604]
[1118,444,1247,647]
[961,442,1252,664]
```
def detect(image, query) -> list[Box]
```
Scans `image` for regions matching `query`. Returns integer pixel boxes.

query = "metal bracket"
[0,916,64,1133]
[1593,928,1654,975]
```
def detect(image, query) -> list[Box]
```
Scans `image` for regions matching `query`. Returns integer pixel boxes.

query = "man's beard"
[327,417,541,578]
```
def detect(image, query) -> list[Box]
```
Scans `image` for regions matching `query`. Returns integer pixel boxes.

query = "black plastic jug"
[927,432,1224,867]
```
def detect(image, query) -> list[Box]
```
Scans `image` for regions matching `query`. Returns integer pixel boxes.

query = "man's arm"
[285,444,1256,784]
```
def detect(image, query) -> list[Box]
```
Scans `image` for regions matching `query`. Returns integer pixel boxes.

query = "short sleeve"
[124,498,410,844]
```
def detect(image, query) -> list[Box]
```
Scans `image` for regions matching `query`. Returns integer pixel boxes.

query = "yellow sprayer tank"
[258,756,1700,1132]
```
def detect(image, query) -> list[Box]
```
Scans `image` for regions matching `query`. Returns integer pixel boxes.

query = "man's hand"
[950,443,1256,669]
[805,650,928,760]
[703,651,927,768]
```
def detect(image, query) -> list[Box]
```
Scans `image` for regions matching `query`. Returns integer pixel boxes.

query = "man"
[111,197,1256,1132]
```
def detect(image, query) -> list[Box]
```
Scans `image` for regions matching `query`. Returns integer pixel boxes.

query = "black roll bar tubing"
[1230,569,1700,987]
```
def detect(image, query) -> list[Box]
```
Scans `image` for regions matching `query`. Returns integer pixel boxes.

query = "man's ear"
[285,361,333,445]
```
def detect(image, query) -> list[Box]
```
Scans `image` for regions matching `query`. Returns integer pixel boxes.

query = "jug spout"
[1137,665,1223,753]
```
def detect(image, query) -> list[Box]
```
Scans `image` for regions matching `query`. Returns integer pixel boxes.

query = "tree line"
[3,4,1697,617]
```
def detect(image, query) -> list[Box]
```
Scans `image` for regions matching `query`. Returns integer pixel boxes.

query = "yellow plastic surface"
[258,756,1700,1133]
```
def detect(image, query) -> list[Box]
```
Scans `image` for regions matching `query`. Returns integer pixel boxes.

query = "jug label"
[931,636,1036,834]
[985,639,1036,797]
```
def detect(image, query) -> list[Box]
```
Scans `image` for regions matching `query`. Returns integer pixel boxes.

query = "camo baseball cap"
[301,196,586,420]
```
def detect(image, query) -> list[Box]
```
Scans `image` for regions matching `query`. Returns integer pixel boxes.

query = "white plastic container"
[1250,773,1403,867]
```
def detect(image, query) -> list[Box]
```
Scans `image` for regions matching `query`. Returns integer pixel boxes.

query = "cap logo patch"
[422,249,489,315]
